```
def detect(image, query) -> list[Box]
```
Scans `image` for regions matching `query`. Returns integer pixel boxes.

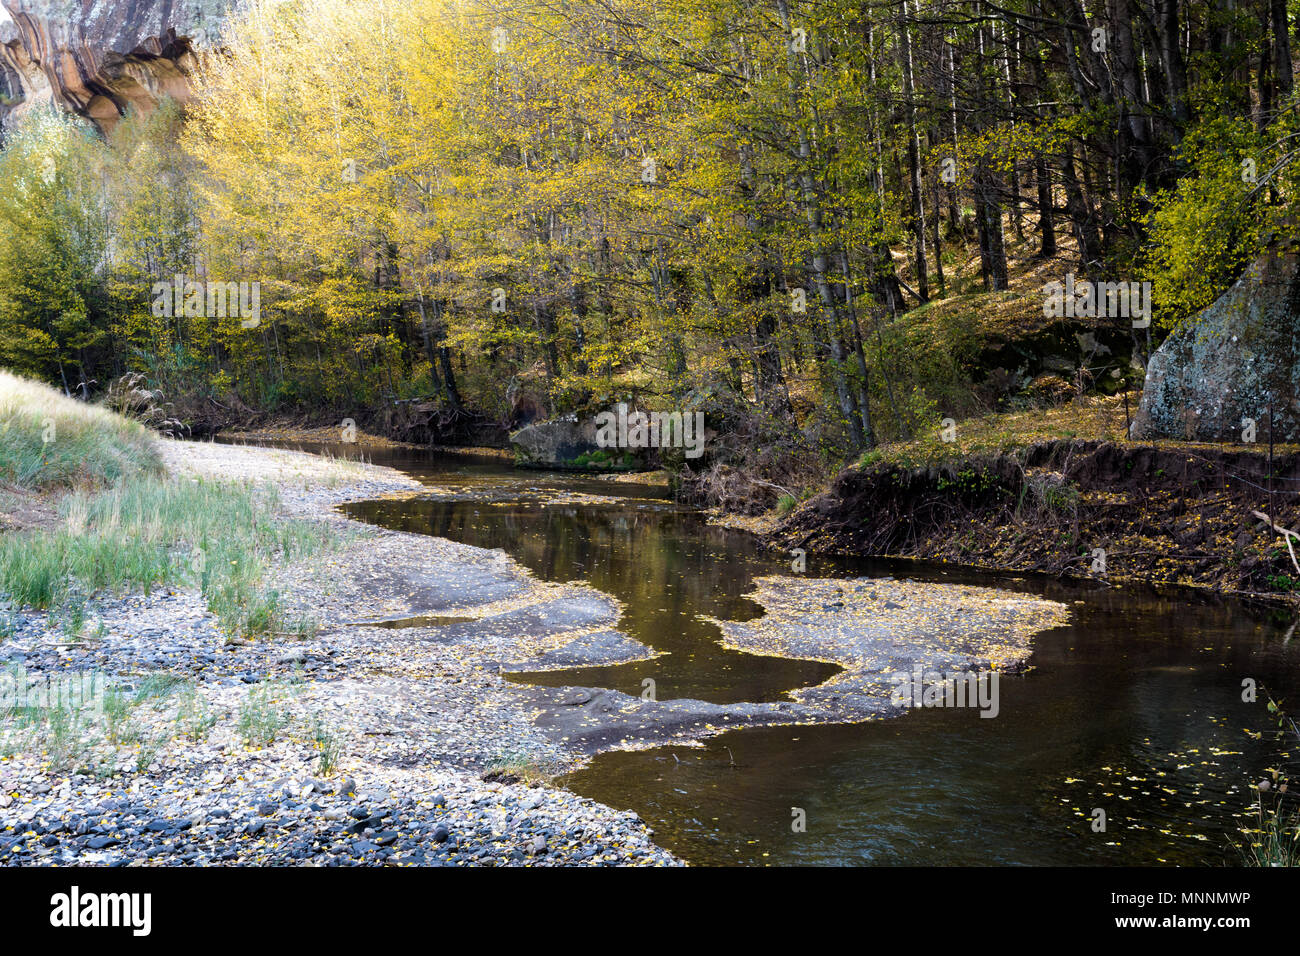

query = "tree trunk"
[897,0,929,301]
[1275,0,1295,99]
[1035,153,1057,257]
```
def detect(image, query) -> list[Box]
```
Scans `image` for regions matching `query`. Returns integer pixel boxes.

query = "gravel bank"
[0,440,679,867]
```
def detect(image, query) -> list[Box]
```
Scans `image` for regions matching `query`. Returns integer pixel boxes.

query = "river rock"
[509,415,602,469]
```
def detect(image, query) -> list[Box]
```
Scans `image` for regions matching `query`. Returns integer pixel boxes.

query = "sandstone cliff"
[0,0,230,133]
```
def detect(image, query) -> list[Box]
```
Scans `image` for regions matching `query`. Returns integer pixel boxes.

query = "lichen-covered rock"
[0,0,229,132]
[1132,244,1300,442]
[510,416,601,469]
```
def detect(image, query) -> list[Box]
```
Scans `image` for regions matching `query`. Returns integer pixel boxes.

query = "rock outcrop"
[1132,243,1300,443]
[510,416,604,469]
[0,0,230,133]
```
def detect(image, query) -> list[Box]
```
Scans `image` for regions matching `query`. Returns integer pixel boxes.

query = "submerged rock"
[713,576,1070,717]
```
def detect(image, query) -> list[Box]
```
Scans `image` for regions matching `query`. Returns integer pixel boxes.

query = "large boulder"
[509,414,648,471]
[510,415,602,469]
[1132,244,1300,442]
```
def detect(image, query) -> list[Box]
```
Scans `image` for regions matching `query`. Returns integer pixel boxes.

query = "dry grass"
[858,393,1300,473]
[858,394,1132,470]
[0,370,162,491]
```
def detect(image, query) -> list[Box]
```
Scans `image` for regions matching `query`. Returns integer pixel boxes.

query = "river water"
[244,440,1300,866]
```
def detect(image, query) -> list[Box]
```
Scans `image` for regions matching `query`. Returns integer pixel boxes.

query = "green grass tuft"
[0,370,161,491]
[0,475,340,636]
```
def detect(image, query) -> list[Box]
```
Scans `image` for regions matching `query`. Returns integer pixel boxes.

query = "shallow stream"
[239,439,1300,865]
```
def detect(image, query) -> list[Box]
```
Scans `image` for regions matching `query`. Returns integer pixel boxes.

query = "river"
[236,439,1300,866]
